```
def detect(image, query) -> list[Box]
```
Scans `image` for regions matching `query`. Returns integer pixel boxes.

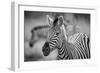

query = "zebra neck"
[57,41,68,59]
[58,41,64,50]
[57,40,74,60]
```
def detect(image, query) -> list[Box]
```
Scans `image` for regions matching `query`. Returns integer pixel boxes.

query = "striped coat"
[57,32,90,60]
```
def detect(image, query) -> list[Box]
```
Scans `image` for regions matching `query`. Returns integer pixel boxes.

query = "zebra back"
[57,32,90,60]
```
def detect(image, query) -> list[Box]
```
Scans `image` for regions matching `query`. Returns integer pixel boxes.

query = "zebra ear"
[58,16,64,27]
[47,15,53,26]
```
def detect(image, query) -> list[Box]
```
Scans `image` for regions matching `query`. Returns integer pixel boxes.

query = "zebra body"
[57,32,90,60]
[42,15,90,60]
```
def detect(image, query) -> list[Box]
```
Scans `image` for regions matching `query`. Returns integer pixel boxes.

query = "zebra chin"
[42,42,50,56]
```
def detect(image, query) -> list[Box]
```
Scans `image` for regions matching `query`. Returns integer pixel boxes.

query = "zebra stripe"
[69,33,90,59]
[49,33,90,60]
[42,16,90,60]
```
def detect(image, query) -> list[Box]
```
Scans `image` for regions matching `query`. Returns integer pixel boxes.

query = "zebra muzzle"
[42,42,50,56]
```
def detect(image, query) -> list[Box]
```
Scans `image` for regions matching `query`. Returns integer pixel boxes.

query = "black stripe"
[87,37,90,58]
[83,35,88,58]
[78,39,87,58]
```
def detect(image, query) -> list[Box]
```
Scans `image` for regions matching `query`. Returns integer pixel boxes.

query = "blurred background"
[24,11,90,62]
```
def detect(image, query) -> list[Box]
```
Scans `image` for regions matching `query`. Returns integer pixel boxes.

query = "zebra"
[42,15,90,60]
[29,25,49,47]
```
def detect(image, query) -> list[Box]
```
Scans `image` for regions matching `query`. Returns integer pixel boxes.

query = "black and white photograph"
[24,11,90,62]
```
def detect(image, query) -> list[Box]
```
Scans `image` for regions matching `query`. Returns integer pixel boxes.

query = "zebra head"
[42,15,65,56]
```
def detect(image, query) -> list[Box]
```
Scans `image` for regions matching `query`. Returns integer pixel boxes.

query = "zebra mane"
[60,24,68,42]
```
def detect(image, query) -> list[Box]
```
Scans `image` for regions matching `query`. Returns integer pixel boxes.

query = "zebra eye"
[56,32,59,35]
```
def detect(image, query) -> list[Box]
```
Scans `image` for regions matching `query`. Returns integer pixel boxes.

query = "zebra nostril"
[43,48,48,52]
